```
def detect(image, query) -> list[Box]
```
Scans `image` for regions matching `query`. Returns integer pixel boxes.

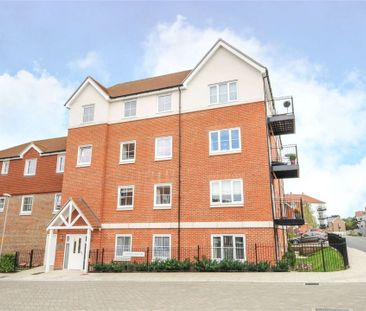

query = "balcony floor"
[271,164,299,179]
[268,114,295,136]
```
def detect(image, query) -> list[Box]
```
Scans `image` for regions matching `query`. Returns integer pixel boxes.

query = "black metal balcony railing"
[271,145,299,179]
[273,198,305,226]
[268,96,295,136]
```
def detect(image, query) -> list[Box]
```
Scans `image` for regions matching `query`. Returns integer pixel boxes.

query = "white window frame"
[157,94,172,113]
[1,160,9,175]
[76,145,92,167]
[209,80,238,105]
[53,193,62,213]
[24,158,37,176]
[209,127,241,155]
[114,234,132,261]
[155,136,172,161]
[0,197,6,212]
[211,234,246,261]
[124,100,137,118]
[117,185,134,210]
[119,140,136,164]
[210,179,244,207]
[56,154,65,173]
[152,234,171,261]
[20,195,33,215]
[82,104,95,123]
[154,183,172,209]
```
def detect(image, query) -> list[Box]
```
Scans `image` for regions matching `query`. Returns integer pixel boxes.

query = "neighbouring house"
[327,215,346,234]
[285,193,327,230]
[0,137,66,253]
[41,39,302,272]
[355,208,366,236]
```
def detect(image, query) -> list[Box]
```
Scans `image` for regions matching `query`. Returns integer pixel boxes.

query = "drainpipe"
[0,193,12,257]
[177,86,182,260]
[262,70,279,262]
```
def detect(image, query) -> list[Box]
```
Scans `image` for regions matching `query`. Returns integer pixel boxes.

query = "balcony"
[271,145,299,179]
[268,97,295,136]
[273,198,305,226]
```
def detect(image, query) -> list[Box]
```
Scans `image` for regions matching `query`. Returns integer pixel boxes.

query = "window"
[24,159,37,176]
[77,145,92,166]
[209,128,241,154]
[209,81,237,105]
[124,101,136,118]
[21,196,33,215]
[157,95,172,113]
[155,136,172,160]
[53,193,62,213]
[115,235,132,260]
[0,197,5,212]
[1,160,9,175]
[117,186,134,210]
[210,179,243,207]
[212,235,245,261]
[120,141,136,164]
[154,184,172,209]
[56,154,65,173]
[82,104,95,123]
[153,235,171,260]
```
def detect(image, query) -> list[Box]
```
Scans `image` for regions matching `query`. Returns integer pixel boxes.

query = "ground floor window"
[115,235,132,260]
[153,234,171,260]
[211,234,245,261]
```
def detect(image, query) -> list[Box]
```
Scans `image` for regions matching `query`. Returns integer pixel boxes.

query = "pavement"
[346,236,366,252]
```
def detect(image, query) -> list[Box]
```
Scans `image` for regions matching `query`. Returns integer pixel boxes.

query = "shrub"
[0,253,16,273]
[283,246,296,268]
[272,260,289,272]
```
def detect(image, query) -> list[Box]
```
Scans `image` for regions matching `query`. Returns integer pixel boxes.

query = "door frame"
[63,234,87,271]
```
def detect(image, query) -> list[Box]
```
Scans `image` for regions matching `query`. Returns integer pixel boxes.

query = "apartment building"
[44,39,302,272]
[0,137,66,253]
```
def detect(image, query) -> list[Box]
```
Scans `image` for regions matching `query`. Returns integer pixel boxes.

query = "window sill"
[210,204,244,208]
[153,205,172,210]
[23,174,36,177]
[114,257,131,262]
[52,210,60,214]
[19,212,32,216]
[154,157,172,162]
[209,150,241,156]
[117,207,134,211]
[76,164,91,168]
[119,160,136,165]
[123,115,137,120]
[156,110,173,115]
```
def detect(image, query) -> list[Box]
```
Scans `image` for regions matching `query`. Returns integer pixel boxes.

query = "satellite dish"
[283,101,291,108]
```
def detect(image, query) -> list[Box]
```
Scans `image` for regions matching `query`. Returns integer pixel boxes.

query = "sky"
[0,1,365,218]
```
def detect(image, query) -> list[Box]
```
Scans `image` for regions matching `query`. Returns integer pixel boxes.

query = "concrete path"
[346,236,366,252]
[1,247,365,283]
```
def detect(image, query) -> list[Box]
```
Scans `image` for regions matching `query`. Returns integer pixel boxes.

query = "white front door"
[64,234,87,270]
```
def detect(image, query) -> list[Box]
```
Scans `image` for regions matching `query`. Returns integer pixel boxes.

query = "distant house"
[285,193,327,229]
[355,208,366,236]
[327,215,346,235]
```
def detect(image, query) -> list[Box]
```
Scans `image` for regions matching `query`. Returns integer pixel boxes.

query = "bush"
[0,253,16,273]
[283,246,296,268]
[272,260,290,272]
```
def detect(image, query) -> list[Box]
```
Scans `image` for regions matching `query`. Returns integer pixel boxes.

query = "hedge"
[0,253,16,273]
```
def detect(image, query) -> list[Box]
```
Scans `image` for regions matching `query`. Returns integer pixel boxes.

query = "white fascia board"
[183,39,267,87]
[109,86,180,102]
[19,143,43,158]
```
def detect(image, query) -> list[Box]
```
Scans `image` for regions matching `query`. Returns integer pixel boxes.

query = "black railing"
[268,96,294,117]
[273,197,304,225]
[0,249,44,272]
[267,96,295,136]
[271,145,299,178]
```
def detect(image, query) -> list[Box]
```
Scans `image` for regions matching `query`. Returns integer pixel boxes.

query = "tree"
[344,217,358,230]
[303,202,318,228]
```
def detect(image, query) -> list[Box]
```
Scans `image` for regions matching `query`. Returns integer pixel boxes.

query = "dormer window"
[1,160,9,175]
[157,95,172,113]
[209,81,238,105]
[24,159,37,176]
[82,104,95,123]
[124,100,136,118]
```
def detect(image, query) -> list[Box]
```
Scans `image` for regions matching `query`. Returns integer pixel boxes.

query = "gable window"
[155,136,172,160]
[157,95,172,113]
[0,197,5,212]
[20,196,33,215]
[56,154,65,173]
[124,100,136,118]
[1,160,9,175]
[154,183,172,209]
[53,193,62,213]
[120,141,136,164]
[77,145,92,167]
[210,179,243,207]
[82,104,95,123]
[209,81,237,105]
[209,128,241,155]
[117,185,134,210]
[212,235,245,261]
[24,159,37,176]
[153,235,171,260]
[115,235,132,260]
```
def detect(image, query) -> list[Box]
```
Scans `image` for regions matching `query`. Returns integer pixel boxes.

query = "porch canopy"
[45,198,100,273]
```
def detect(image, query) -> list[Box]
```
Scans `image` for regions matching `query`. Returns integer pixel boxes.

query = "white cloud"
[68,51,110,83]
[0,70,72,150]
[142,15,366,217]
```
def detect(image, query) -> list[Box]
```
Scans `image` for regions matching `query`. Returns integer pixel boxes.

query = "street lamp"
[0,193,12,257]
